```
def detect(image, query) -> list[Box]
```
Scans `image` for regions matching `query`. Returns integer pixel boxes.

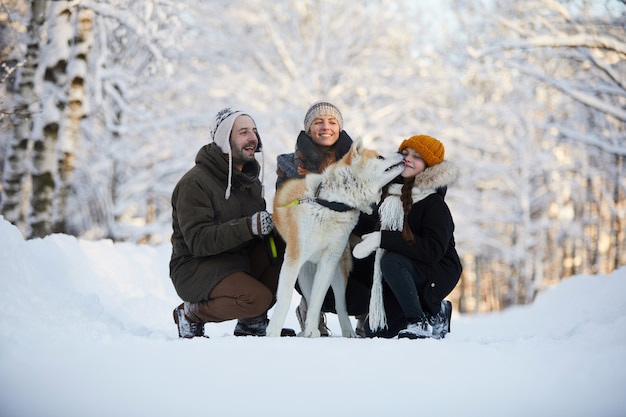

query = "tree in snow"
[0,0,185,239]
[447,0,625,311]
[1,0,624,313]
[1,0,46,229]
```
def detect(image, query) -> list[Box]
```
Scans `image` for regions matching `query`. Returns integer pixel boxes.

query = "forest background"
[0,0,624,314]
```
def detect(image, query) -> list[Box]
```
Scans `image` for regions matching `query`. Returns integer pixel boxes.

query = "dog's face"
[341,139,405,189]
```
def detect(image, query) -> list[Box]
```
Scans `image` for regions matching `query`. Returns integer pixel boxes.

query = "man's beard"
[231,143,257,166]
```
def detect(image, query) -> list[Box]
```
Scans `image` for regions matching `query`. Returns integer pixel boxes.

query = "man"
[170,107,292,338]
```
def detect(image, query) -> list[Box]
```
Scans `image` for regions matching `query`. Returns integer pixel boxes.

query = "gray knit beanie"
[303,101,343,133]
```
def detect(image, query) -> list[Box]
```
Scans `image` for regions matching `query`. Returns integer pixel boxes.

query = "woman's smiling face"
[308,115,340,146]
[400,147,427,178]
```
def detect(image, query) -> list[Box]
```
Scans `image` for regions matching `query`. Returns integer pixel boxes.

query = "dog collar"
[314,183,357,212]
[314,198,355,212]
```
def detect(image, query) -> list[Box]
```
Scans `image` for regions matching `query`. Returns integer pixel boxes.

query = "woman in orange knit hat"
[353,134,462,339]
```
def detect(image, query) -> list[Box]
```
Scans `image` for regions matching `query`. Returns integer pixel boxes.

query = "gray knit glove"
[249,211,274,236]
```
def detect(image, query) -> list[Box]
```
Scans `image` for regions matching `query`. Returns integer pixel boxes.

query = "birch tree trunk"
[28,2,73,238]
[1,0,48,229]
[53,7,95,234]
[613,155,625,270]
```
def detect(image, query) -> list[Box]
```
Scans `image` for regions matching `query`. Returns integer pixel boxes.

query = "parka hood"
[412,160,459,191]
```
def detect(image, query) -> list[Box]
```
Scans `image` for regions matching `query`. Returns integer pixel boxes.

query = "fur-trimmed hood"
[411,160,459,191]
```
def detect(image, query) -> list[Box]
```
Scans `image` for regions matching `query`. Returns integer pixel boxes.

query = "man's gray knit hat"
[303,101,343,133]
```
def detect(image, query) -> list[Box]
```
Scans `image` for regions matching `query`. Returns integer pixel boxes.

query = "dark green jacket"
[169,143,265,302]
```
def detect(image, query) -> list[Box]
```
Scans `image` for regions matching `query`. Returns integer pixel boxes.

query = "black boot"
[233,314,296,337]
[431,300,452,339]
[234,314,269,336]
[173,303,206,338]
[398,316,433,339]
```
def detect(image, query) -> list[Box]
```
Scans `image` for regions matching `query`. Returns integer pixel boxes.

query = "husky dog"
[266,139,404,337]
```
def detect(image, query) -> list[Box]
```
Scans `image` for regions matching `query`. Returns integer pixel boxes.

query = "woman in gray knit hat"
[275,101,375,337]
[276,101,349,187]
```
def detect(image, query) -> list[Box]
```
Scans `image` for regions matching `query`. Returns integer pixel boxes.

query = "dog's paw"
[303,328,321,338]
[342,329,358,338]
[265,325,282,337]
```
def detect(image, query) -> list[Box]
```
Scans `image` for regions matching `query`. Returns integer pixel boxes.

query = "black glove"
[249,211,274,236]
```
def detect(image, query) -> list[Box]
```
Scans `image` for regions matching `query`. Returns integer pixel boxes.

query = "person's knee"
[246,286,274,316]
[380,251,404,271]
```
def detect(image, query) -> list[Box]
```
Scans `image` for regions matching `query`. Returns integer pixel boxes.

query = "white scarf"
[368,183,435,331]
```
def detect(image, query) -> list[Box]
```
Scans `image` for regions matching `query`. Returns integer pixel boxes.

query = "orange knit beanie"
[398,134,445,167]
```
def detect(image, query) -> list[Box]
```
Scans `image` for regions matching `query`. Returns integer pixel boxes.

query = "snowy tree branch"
[469,34,626,58]
[554,125,626,156]
[510,62,626,122]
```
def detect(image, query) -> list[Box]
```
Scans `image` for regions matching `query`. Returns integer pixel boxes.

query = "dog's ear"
[351,137,364,155]
[343,138,365,165]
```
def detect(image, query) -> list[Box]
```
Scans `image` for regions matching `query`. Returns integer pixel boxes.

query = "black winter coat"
[379,161,462,315]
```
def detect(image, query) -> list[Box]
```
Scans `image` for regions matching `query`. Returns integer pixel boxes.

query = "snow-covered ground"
[1,216,625,417]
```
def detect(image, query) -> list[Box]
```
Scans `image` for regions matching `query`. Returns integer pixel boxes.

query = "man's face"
[308,115,340,146]
[229,115,258,170]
